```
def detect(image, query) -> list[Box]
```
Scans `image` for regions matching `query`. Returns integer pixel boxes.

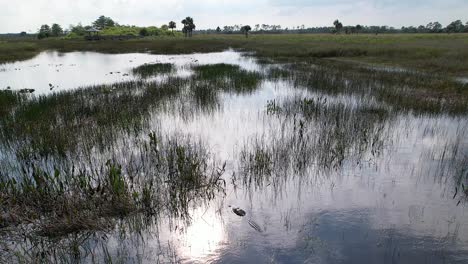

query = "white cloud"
[0,0,467,33]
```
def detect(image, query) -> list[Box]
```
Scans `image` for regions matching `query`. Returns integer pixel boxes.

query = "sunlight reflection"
[178,207,226,262]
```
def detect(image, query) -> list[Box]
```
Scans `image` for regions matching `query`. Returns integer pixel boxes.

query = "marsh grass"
[0,78,184,157]
[0,90,22,118]
[240,97,391,188]
[0,131,226,237]
[284,61,468,114]
[0,75,228,238]
[132,63,174,78]
[1,41,468,262]
[193,64,263,93]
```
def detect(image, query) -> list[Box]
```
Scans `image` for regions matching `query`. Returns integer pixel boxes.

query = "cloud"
[0,0,466,33]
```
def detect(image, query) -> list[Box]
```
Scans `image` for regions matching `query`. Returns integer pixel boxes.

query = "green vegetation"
[181,17,196,37]
[193,64,263,93]
[0,34,467,262]
[132,63,174,78]
[0,76,227,237]
[1,34,468,76]
[284,60,468,114]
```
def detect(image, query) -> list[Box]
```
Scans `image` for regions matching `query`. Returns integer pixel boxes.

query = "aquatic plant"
[132,63,174,78]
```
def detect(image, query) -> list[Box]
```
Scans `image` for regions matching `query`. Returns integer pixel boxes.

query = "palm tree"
[333,19,343,34]
[169,21,176,33]
[241,25,252,38]
[181,17,195,37]
[181,19,188,37]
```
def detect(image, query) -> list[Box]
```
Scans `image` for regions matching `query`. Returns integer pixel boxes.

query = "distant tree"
[426,22,442,33]
[465,21,468,32]
[255,24,260,31]
[92,15,115,30]
[446,20,464,33]
[181,17,195,37]
[241,25,252,38]
[216,26,221,33]
[69,23,87,36]
[333,20,343,33]
[181,19,188,37]
[168,21,176,32]
[161,24,169,31]
[37,24,51,39]
[356,24,363,34]
[51,23,63,37]
[20,31,27,36]
[139,28,149,37]
[415,25,425,33]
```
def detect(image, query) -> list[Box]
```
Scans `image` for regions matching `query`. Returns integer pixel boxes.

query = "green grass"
[0,41,42,63]
[2,34,468,75]
[285,60,468,114]
[132,63,174,78]
[193,64,263,93]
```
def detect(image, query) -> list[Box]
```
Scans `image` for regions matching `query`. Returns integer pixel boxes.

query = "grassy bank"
[2,34,468,75]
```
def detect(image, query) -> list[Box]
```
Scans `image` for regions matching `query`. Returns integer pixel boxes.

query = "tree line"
[197,19,468,35]
[35,16,182,39]
[32,17,468,39]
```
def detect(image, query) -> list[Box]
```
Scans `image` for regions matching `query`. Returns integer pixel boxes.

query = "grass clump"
[0,131,226,237]
[0,78,184,157]
[0,90,21,118]
[286,61,468,114]
[193,63,263,93]
[132,63,174,78]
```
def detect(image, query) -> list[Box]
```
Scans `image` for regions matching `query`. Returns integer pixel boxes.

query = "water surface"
[0,50,467,264]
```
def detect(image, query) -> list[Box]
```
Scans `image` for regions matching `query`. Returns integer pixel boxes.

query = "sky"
[1,0,467,33]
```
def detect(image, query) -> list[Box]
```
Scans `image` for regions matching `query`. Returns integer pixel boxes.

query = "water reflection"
[0,50,467,263]
[0,50,260,94]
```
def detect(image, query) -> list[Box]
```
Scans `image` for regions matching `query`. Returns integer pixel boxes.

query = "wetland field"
[0,35,468,263]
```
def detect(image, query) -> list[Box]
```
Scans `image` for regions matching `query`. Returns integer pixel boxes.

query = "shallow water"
[1,50,467,263]
[0,50,259,94]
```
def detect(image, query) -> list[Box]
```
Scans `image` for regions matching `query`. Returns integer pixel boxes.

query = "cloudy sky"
[1,0,467,33]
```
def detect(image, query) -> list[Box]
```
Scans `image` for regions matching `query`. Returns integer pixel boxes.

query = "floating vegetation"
[132,63,174,78]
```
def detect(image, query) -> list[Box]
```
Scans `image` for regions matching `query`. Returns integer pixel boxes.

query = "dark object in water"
[248,220,263,233]
[18,88,35,94]
[233,208,246,217]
